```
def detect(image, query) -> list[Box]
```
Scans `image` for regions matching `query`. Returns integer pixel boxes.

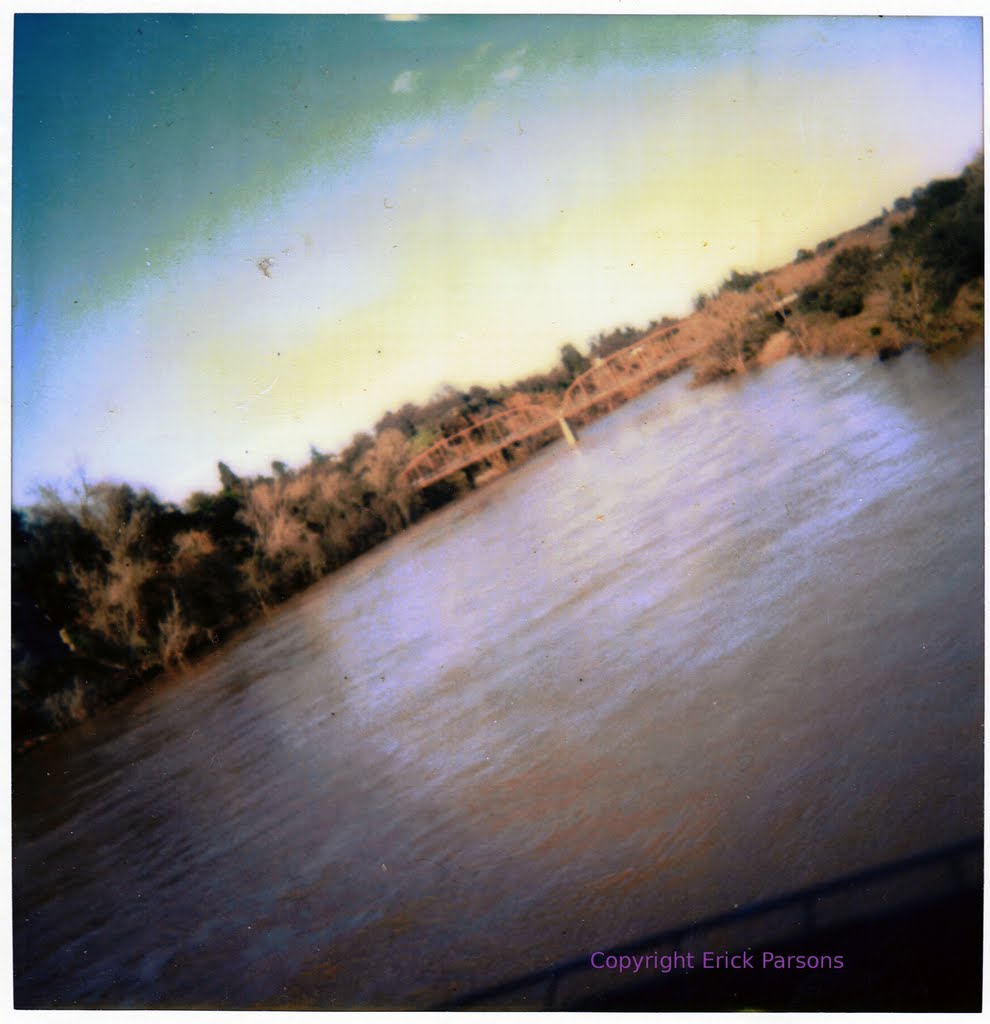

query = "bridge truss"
[561,323,705,422]
[402,315,724,492]
[402,403,563,492]
[401,290,802,493]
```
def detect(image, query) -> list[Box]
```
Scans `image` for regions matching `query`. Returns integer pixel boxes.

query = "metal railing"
[436,836,982,1010]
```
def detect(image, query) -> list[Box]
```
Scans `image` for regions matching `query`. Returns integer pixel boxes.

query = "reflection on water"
[13,349,983,1008]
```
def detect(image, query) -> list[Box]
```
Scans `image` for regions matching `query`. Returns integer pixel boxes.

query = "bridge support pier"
[558,416,578,446]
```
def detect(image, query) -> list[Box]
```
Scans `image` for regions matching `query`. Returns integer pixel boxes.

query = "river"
[12,347,984,1009]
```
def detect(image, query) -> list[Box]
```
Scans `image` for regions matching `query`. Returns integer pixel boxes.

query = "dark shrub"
[722,269,761,293]
[799,246,876,319]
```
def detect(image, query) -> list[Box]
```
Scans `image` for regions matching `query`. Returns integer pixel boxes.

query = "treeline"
[800,160,983,326]
[688,154,983,382]
[12,156,984,749]
[12,360,600,747]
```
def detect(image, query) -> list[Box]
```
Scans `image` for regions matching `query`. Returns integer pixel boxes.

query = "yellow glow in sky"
[12,15,983,504]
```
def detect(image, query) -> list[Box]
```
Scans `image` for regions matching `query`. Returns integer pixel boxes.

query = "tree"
[238,477,325,608]
[894,162,983,309]
[587,325,641,360]
[68,482,170,660]
[12,506,98,736]
[693,285,784,382]
[722,268,762,293]
[300,467,370,567]
[165,525,247,651]
[885,254,946,346]
[185,489,252,559]
[882,156,984,343]
[357,428,414,534]
[374,402,420,438]
[158,591,199,670]
[218,461,242,494]
[338,431,375,472]
[309,444,330,467]
[560,343,590,379]
[799,246,876,319]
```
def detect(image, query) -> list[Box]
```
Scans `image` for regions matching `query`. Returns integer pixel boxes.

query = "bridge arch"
[402,401,562,492]
[561,323,691,421]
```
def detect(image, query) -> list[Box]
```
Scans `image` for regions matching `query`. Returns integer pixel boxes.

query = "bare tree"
[357,428,414,533]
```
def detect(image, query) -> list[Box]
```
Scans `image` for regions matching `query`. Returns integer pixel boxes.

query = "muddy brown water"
[13,347,983,1008]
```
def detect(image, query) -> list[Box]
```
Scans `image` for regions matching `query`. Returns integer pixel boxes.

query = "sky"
[11,13,983,506]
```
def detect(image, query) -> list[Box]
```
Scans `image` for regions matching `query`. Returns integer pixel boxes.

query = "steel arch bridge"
[401,402,564,492]
[401,291,801,492]
[400,314,736,492]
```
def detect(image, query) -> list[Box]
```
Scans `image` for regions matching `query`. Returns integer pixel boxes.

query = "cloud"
[493,65,523,86]
[391,70,419,94]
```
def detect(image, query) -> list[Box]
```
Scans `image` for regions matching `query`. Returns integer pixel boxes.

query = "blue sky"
[12,14,983,505]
